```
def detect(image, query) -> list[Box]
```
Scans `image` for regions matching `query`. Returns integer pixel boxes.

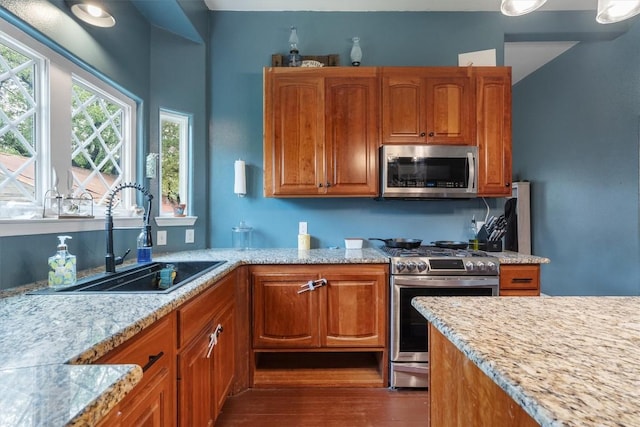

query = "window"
[159,109,190,217]
[0,17,136,223]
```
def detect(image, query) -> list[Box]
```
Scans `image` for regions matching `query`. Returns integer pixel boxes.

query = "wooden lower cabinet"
[500,264,540,296]
[250,264,388,388]
[96,314,176,427]
[429,325,538,427]
[177,271,236,426]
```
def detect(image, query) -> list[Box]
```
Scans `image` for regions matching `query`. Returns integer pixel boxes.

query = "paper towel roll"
[234,160,246,196]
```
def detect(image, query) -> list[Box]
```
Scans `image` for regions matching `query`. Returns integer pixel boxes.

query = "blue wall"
[512,21,640,296]
[208,12,507,250]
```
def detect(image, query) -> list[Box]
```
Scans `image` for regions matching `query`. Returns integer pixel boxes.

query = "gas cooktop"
[380,245,500,276]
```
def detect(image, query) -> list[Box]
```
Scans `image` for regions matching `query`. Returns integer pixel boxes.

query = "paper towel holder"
[234,159,247,197]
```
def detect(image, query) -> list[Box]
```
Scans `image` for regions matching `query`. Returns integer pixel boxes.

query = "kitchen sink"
[30,260,226,294]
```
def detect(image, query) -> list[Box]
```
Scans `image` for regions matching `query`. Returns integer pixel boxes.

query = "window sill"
[154,216,198,227]
[0,216,147,237]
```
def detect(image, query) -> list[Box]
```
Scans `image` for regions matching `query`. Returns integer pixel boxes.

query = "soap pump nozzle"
[57,235,72,251]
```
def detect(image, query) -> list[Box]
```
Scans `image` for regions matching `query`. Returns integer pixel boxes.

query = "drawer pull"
[142,351,164,372]
[206,324,224,358]
[512,278,533,284]
[297,278,327,294]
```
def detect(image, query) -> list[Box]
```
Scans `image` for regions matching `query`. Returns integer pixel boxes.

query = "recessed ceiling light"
[65,1,116,28]
[596,0,640,23]
[500,0,548,16]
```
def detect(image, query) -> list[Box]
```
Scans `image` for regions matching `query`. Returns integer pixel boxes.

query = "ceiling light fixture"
[500,0,548,16]
[65,0,116,28]
[596,0,640,23]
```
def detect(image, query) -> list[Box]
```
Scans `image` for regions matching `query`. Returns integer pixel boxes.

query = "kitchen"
[0,0,639,425]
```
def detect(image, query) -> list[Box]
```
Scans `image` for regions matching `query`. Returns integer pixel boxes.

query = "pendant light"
[500,0,548,16]
[596,0,640,23]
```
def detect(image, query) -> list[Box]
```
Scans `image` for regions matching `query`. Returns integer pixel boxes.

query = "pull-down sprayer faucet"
[105,182,153,274]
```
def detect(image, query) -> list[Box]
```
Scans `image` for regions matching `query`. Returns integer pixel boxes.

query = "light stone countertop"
[0,248,387,426]
[412,296,640,427]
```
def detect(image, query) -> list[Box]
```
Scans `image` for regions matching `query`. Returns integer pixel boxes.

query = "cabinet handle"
[420,132,426,137]
[142,351,164,372]
[428,132,434,137]
[318,183,323,188]
[326,182,331,188]
[505,182,511,187]
[512,278,533,284]
[206,324,224,358]
[297,278,328,294]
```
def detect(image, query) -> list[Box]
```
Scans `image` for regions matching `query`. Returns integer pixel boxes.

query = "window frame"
[0,15,141,236]
[159,108,192,218]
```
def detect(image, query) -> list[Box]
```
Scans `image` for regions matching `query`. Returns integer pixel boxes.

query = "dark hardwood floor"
[215,388,429,426]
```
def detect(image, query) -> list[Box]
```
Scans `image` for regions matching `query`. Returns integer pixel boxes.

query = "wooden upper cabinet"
[264,67,379,197]
[476,67,512,196]
[382,68,473,145]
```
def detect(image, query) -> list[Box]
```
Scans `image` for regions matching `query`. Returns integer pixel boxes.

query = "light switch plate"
[185,229,195,244]
[157,230,167,246]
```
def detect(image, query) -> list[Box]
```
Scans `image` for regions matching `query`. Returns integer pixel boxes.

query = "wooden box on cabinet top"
[263,67,379,197]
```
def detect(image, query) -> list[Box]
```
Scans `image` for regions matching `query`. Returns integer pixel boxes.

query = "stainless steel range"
[382,245,500,388]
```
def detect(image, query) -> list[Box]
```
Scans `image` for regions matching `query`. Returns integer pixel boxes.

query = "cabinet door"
[425,76,473,144]
[321,267,387,347]
[214,303,235,416]
[264,72,325,196]
[476,68,512,196]
[382,74,426,143]
[324,74,379,196]
[178,325,215,427]
[97,315,176,427]
[252,270,321,348]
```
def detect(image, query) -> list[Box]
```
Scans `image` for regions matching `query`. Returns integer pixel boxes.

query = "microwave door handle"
[467,151,476,192]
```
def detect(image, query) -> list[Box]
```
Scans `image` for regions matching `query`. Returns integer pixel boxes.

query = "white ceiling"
[204,0,597,83]
[204,0,597,12]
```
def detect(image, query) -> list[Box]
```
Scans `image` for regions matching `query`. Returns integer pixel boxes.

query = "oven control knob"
[465,261,475,272]
[406,261,417,271]
[395,261,406,272]
[487,261,497,272]
[476,261,486,271]
[417,261,428,272]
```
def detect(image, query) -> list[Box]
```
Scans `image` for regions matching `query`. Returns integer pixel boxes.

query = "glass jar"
[232,221,252,250]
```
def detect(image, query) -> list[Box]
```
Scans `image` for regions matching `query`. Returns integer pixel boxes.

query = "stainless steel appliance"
[383,245,499,388]
[380,145,477,199]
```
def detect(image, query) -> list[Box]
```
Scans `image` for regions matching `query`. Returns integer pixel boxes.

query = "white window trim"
[0,16,138,237]
[158,108,192,217]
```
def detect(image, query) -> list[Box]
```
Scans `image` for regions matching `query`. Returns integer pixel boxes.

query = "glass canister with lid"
[232,220,252,250]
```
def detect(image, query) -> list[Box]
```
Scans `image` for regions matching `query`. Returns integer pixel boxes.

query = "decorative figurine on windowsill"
[167,191,186,217]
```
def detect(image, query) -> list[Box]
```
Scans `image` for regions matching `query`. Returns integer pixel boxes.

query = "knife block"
[485,240,503,252]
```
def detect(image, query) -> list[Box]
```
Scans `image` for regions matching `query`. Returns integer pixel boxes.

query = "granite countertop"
[412,296,640,427]
[0,248,387,426]
[492,250,550,264]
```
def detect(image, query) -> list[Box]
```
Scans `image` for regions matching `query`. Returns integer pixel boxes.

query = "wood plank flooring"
[215,388,429,426]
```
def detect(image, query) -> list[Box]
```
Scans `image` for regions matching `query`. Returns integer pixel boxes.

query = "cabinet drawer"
[99,314,175,371]
[178,271,235,348]
[500,265,540,293]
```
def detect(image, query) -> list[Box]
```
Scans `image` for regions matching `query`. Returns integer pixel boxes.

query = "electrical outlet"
[157,230,167,246]
[185,229,195,244]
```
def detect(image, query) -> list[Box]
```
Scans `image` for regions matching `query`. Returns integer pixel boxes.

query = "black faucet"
[105,182,153,274]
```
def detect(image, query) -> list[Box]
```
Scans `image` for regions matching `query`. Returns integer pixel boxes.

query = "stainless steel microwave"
[380,145,477,199]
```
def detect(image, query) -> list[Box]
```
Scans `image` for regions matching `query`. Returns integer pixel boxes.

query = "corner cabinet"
[381,67,473,145]
[476,67,512,197]
[263,67,379,197]
[177,271,235,426]
[96,314,176,427]
[250,264,388,387]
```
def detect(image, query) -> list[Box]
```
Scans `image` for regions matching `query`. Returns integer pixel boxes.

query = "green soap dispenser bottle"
[48,235,77,289]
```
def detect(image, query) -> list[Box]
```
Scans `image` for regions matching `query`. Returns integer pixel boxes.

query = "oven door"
[390,275,498,363]
[380,145,477,199]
